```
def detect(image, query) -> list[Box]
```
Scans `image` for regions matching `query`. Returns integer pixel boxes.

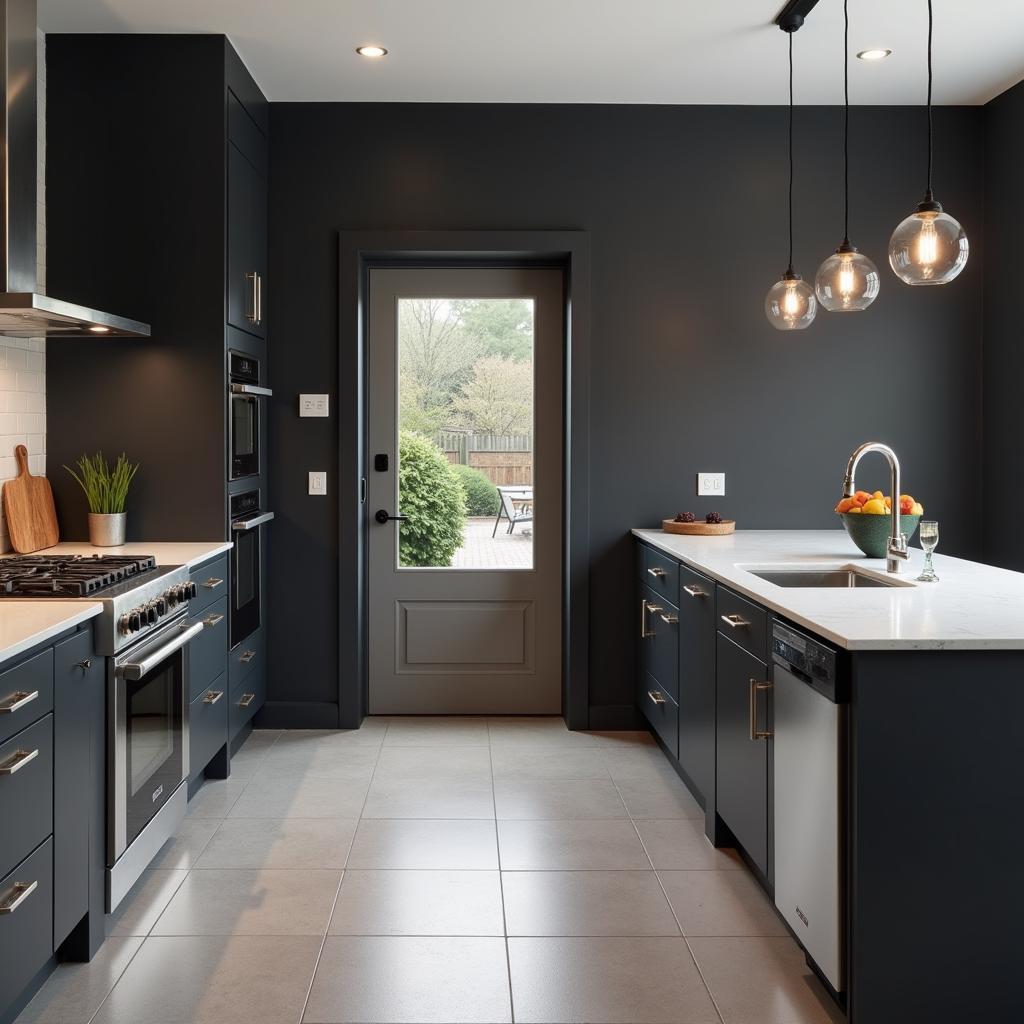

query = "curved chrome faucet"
[842,442,909,573]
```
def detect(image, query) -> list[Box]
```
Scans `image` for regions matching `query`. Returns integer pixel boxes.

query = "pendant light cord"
[925,0,934,202]
[842,0,850,246]
[787,29,794,274]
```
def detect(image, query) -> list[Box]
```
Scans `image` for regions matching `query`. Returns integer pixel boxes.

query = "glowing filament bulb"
[782,283,801,318]
[838,255,856,303]
[916,215,938,269]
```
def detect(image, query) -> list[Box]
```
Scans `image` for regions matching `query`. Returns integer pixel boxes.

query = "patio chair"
[492,486,534,537]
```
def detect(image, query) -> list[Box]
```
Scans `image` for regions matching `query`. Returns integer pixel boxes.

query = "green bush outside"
[398,431,467,567]
[451,463,500,517]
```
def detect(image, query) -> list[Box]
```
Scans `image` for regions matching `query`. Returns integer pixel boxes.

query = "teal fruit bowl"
[840,513,921,559]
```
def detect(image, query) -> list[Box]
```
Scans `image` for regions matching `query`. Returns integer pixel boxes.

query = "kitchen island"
[632,528,1023,1024]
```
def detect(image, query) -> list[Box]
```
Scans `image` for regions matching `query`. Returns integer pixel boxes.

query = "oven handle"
[230,383,273,398]
[117,621,205,682]
[232,511,275,531]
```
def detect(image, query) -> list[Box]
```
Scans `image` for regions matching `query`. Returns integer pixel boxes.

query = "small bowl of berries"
[662,510,736,536]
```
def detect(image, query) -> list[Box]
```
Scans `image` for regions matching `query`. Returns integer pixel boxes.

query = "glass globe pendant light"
[764,20,816,331]
[815,0,880,312]
[888,0,968,285]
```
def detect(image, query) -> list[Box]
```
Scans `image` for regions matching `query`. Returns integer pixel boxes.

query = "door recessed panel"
[398,600,533,672]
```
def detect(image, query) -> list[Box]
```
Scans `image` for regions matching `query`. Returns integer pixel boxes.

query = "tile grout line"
[488,719,517,1024]
[296,724,386,1024]
[611,772,728,1024]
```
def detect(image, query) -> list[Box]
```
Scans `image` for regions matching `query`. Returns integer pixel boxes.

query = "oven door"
[111,616,203,861]
[229,390,260,480]
[231,510,274,648]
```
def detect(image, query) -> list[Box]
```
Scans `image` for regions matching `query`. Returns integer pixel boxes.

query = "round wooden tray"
[662,518,736,536]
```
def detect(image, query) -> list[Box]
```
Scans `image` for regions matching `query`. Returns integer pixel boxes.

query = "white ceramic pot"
[88,512,127,547]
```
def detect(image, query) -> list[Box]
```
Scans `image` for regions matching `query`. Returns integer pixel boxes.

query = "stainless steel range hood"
[0,0,149,338]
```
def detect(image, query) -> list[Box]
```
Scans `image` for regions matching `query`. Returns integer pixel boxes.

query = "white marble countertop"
[0,541,232,666]
[633,529,1024,651]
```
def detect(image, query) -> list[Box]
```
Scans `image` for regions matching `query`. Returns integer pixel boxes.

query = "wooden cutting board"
[662,518,736,536]
[2,445,59,553]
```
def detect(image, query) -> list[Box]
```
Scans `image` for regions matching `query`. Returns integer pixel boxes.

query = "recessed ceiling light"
[356,45,388,58]
[856,48,892,61]
[88,325,111,333]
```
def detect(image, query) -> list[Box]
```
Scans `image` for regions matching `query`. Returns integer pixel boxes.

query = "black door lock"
[375,509,408,524]
[374,453,389,471]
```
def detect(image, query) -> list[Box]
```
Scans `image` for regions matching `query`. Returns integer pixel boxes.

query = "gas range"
[0,554,195,655]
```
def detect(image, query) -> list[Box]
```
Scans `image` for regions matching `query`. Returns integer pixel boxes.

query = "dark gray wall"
[268,103,984,722]
[983,81,1024,571]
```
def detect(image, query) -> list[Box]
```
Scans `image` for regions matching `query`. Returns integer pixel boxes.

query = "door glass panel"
[127,668,175,797]
[397,297,534,570]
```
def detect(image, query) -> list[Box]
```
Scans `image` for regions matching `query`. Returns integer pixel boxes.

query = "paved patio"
[452,516,533,569]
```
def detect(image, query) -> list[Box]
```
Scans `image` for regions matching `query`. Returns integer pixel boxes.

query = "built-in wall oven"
[231,489,274,648]
[109,609,203,910]
[229,351,271,480]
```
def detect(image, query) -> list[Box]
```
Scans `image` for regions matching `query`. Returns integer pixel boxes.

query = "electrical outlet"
[697,472,725,496]
[308,471,328,496]
[299,394,330,417]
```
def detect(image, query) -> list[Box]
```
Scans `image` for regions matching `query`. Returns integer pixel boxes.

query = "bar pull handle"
[237,693,255,708]
[203,613,225,628]
[0,879,38,914]
[202,577,224,590]
[640,600,661,639]
[76,659,92,671]
[245,271,258,323]
[683,584,706,598]
[255,273,263,325]
[203,690,224,705]
[239,650,257,665]
[721,614,750,630]
[646,567,666,579]
[0,690,38,714]
[647,690,666,706]
[0,748,39,776]
[748,679,773,741]
[658,612,679,625]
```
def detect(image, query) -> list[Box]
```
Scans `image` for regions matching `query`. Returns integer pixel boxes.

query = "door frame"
[338,230,591,729]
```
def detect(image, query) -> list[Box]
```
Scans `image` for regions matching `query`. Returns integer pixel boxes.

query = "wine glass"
[916,520,939,582]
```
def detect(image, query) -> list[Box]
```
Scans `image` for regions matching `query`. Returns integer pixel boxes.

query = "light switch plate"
[697,472,725,496]
[308,471,328,496]
[299,394,330,417]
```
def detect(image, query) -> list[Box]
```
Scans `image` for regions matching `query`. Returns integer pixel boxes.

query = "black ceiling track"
[774,0,822,31]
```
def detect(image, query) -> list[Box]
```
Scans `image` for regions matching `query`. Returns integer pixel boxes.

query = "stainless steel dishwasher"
[771,621,847,995]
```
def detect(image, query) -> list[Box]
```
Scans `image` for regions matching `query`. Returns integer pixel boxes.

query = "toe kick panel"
[398,600,534,673]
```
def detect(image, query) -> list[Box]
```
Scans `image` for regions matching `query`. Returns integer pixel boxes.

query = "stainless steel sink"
[749,569,907,589]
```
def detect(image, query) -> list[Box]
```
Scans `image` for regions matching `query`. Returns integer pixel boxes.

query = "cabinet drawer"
[0,649,53,747]
[189,556,229,616]
[0,839,53,1016]
[0,716,53,880]
[716,587,768,661]
[638,672,679,759]
[642,546,679,603]
[189,598,229,702]
[640,585,679,702]
[230,628,265,689]
[189,674,228,782]
[230,665,266,739]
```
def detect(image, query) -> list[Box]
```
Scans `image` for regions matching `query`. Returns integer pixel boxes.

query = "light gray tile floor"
[17,719,842,1024]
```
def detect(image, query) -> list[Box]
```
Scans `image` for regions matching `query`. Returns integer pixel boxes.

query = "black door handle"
[375,509,408,524]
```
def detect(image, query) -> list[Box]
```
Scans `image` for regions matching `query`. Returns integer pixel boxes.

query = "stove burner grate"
[0,554,158,597]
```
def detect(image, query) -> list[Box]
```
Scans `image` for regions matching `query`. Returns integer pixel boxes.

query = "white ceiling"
[38,0,1024,106]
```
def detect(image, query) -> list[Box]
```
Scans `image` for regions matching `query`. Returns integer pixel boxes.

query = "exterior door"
[367,267,563,713]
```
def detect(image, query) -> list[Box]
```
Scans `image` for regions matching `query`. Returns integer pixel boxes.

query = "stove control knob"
[118,613,131,635]
[147,605,159,625]
[187,582,198,600]
[156,598,168,616]
[167,588,179,607]
[176,585,190,604]
[128,611,142,632]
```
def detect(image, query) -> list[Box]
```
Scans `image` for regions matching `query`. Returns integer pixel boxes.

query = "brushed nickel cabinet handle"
[647,690,666,706]
[683,584,706,598]
[748,679,773,741]
[245,271,258,323]
[647,567,666,579]
[721,613,750,629]
[203,613,225,628]
[640,598,652,639]
[237,693,255,708]
[203,690,224,705]
[239,649,257,664]
[658,612,679,625]
[202,577,224,590]
[0,690,38,714]
[0,879,38,914]
[76,659,92,671]
[0,748,38,775]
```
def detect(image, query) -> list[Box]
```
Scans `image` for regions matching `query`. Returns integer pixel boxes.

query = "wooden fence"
[436,431,533,486]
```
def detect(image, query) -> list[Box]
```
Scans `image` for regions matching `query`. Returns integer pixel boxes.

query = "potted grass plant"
[64,452,140,547]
